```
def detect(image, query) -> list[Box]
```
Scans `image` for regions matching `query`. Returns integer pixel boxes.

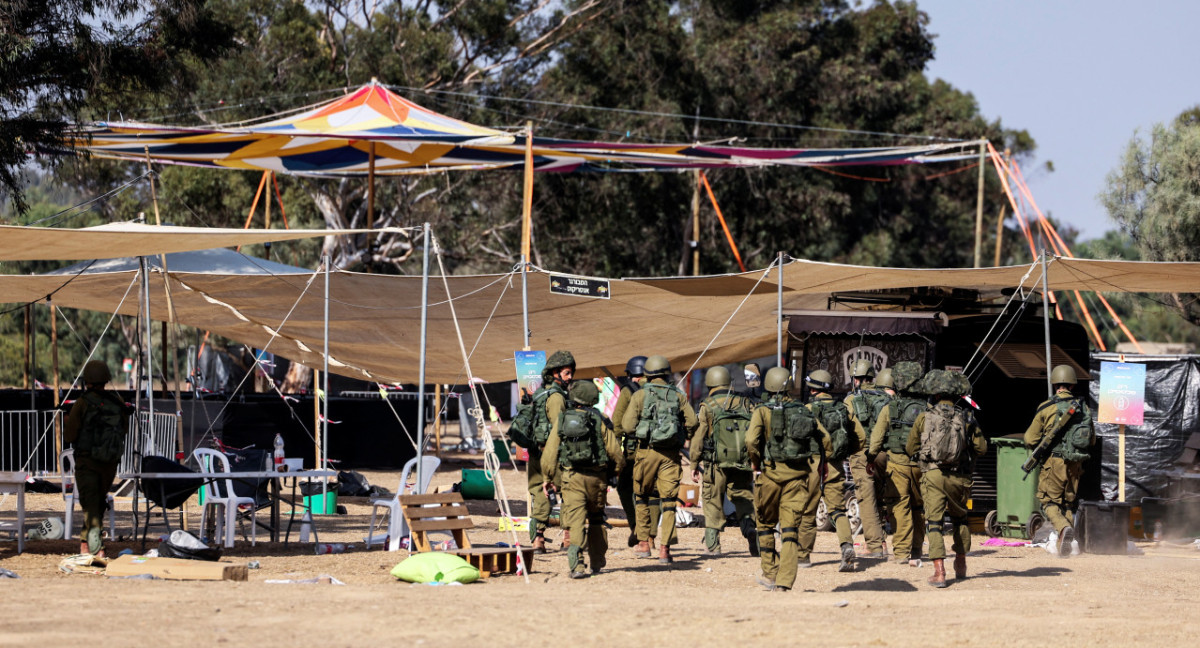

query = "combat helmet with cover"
[544,350,576,376]
[890,361,924,393]
[82,360,112,385]
[918,369,971,398]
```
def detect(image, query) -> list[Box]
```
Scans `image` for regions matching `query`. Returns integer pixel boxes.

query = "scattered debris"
[264,575,345,585]
[0,567,19,579]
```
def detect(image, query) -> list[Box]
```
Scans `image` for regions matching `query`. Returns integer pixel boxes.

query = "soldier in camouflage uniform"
[1024,365,1095,556]
[689,366,757,556]
[542,380,625,578]
[611,355,660,548]
[746,367,828,591]
[622,355,698,564]
[843,359,888,559]
[798,369,858,572]
[870,362,927,565]
[526,350,574,552]
[64,360,128,557]
[906,369,987,588]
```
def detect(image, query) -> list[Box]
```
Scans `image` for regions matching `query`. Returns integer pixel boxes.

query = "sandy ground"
[2,454,1199,648]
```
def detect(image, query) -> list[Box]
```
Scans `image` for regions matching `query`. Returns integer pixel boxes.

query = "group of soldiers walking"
[513,350,1093,590]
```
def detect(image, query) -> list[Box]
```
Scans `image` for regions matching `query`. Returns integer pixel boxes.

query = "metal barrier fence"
[0,409,179,474]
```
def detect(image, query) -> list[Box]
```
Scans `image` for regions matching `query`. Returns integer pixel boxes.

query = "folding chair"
[193,448,269,548]
[137,455,203,547]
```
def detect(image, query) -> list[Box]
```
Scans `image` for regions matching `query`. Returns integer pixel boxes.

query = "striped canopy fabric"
[70,83,977,176]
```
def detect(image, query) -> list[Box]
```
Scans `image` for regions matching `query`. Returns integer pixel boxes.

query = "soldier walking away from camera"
[612,355,660,548]
[843,359,889,559]
[689,366,757,556]
[622,355,698,564]
[907,370,987,588]
[542,380,625,579]
[1024,365,1095,557]
[523,351,574,553]
[869,363,927,565]
[64,360,131,558]
[800,369,858,572]
[746,367,827,591]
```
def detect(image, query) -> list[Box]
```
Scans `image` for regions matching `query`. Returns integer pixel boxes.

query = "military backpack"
[1039,396,1094,462]
[75,391,128,463]
[810,399,853,461]
[849,389,891,434]
[886,396,925,454]
[704,393,752,468]
[766,399,818,463]
[919,402,969,467]
[635,383,686,449]
[509,383,566,449]
[556,404,609,469]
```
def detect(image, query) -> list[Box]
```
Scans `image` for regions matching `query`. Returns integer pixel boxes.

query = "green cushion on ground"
[391,552,481,584]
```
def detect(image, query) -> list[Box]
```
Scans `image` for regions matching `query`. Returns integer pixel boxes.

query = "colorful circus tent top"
[67,82,979,176]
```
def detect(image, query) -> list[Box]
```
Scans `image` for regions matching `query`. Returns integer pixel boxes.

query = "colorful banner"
[514,350,546,403]
[1097,361,1146,425]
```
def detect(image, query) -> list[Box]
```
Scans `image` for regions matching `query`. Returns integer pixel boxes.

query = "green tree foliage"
[1100,108,1200,326]
[0,0,234,213]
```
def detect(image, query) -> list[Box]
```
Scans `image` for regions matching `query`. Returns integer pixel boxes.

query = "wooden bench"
[398,492,534,578]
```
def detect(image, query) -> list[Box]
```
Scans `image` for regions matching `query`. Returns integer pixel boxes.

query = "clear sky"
[919,0,1200,240]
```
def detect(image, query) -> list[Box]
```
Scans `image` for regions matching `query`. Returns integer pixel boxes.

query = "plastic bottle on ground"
[315,543,346,555]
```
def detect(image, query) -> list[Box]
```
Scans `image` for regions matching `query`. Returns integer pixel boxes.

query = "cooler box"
[1077,500,1131,554]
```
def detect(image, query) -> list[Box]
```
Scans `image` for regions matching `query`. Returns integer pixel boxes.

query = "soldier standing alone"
[906,369,987,588]
[689,366,757,556]
[64,360,130,558]
[622,355,698,564]
[1024,365,1095,556]
[542,380,625,579]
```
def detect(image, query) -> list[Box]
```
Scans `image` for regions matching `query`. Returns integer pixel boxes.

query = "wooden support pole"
[692,170,701,276]
[993,205,1007,267]
[521,122,534,260]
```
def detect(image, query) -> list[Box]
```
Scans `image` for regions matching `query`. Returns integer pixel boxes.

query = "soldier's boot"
[740,518,760,557]
[1058,526,1075,557]
[756,575,776,591]
[86,526,103,556]
[702,527,721,555]
[532,532,548,554]
[633,541,651,559]
[658,544,673,565]
[953,552,967,580]
[838,542,857,572]
[567,545,589,579]
[927,559,948,588]
[861,541,887,560]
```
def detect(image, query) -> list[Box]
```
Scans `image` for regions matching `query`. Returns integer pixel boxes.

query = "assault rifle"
[1021,400,1077,479]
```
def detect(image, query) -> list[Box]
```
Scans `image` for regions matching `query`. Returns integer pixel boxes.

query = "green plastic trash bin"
[460,468,495,500]
[988,437,1044,539]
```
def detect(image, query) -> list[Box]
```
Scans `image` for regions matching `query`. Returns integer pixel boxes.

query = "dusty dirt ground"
[2,453,1199,648]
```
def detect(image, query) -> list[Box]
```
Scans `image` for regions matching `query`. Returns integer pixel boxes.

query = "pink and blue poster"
[1097,361,1146,426]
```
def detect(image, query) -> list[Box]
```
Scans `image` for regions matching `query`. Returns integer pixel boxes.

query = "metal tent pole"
[776,252,784,367]
[1041,250,1053,398]
[141,258,154,424]
[323,255,330,487]
[416,223,431,491]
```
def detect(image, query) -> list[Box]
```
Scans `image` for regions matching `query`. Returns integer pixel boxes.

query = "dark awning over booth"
[786,310,948,337]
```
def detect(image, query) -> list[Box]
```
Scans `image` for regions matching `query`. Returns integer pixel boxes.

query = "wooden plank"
[105,554,248,581]
[401,505,469,519]
[408,517,475,532]
[399,492,464,506]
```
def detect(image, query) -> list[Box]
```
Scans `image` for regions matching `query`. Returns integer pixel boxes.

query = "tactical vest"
[849,389,890,435]
[766,398,817,464]
[635,382,685,449]
[919,402,970,469]
[886,396,924,454]
[1037,395,1094,462]
[76,391,127,463]
[704,391,752,469]
[556,404,609,469]
[810,398,852,461]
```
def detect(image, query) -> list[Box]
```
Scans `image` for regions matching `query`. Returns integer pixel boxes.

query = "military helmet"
[875,367,894,389]
[625,355,647,377]
[891,361,924,392]
[851,359,876,379]
[569,379,600,406]
[763,367,793,393]
[82,360,112,384]
[918,369,971,397]
[643,355,671,377]
[705,366,732,388]
[1050,364,1077,386]
[544,350,576,373]
[805,369,833,391]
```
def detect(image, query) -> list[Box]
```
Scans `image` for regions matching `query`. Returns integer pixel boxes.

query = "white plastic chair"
[193,448,259,548]
[59,449,115,541]
[367,456,440,551]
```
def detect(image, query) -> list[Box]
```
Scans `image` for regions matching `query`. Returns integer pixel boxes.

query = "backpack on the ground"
[557,405,608,469]
[76,391,127,463]
[810,399,853,461]
[707,394,752,468]
[635,383,686,449]
[919,402,969,466]
[509,383,565,449]
[1042,397,1094,462]
[766,400,817,463]
[886,397,925,454]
